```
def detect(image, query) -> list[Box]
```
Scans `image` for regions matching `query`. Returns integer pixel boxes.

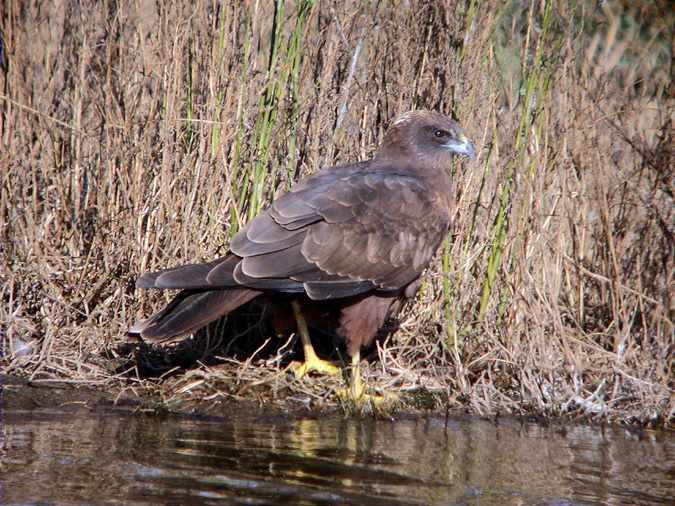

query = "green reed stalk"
[247,0,286,222]
[227,6,256,236]
[244,0,313,221]
[443,0,480,350]
[285,0,313,188]
[478,0,554,321]
[210,6,228,160]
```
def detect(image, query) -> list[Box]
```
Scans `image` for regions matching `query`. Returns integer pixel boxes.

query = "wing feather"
[230,215,305,256]
[137,257,230,289]
[233,165,450,298]
[232,262,306,292]
[304,280,376,300]
[296,170,449,291]
[169,163,452,300]
[241,243,312,278]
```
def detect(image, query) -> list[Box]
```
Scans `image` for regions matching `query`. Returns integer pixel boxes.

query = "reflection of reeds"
[0,1,671,424]
[5,411,671,504]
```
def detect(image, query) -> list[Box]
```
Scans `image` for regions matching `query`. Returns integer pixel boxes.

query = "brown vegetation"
[1,1,672,425]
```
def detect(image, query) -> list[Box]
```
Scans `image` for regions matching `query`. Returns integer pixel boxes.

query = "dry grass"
[1,0,672,425]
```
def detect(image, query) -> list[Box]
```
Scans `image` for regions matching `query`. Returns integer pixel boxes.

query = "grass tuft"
[1,0,672,425]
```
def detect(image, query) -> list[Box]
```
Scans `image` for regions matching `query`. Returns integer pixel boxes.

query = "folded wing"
[228,163,451,300]
[137,162,450,301]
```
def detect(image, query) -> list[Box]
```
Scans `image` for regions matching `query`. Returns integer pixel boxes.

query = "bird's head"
[376,110,476,167]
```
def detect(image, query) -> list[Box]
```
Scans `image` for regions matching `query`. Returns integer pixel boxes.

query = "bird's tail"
[129,254,260,343]
[128,288,261,343]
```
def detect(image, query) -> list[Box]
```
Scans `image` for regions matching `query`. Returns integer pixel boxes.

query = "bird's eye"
[434,129,448,138]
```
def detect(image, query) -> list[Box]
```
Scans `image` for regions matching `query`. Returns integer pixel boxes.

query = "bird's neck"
[374,147,455,182]
[370,149,456,222]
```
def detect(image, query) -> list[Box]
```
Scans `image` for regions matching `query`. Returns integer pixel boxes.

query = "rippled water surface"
[1,406,673,505]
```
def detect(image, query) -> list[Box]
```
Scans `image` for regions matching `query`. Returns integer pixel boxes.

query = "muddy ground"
[2,373,671,438]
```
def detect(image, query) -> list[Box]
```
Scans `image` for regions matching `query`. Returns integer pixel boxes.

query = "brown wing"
[226,162,451,300]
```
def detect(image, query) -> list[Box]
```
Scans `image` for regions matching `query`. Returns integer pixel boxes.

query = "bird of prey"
[129,110,476,406]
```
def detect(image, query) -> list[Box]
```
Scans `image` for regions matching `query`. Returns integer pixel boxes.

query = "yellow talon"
[289,355,341,379]
[289,300,341,379]
[287,300,397,412]
[336,351,398,412]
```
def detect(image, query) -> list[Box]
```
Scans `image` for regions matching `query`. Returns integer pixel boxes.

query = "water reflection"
[0,408,672,505]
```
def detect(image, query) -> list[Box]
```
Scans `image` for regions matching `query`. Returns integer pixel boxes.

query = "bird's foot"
[288,300,341,379]
[289,354,341,379]
[336,376,399,413]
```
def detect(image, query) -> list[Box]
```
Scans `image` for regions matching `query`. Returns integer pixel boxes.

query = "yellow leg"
[289,300,341,379]
[337,350,397,410]
[349,350,365,399]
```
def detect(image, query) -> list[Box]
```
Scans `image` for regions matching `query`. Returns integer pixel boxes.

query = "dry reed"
[1,0,672,425]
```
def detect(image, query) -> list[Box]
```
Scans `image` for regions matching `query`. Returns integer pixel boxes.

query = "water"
[0,407,672,505]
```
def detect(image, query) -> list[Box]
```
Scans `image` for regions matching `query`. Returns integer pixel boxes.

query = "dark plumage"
[129,110,475,403]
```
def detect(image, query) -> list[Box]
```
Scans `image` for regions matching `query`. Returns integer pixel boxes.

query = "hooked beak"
[444,133,476,160]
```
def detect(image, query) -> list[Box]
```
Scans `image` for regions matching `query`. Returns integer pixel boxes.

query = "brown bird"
[129,110,475,405]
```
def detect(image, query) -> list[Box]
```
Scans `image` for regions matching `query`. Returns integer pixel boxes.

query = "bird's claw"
[336,381,398,412]
[289,357,341,379]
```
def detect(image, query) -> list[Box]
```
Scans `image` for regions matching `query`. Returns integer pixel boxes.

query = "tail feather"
[136,256,238,290]
[129,288,261,343]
